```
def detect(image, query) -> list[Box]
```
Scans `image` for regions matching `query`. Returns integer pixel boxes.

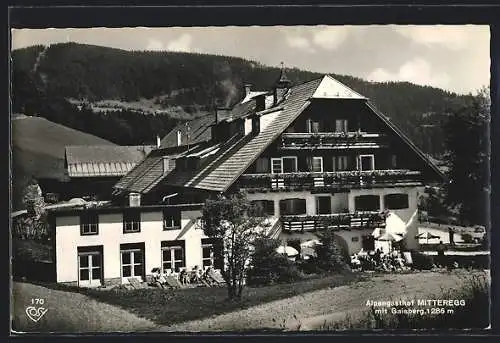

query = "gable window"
[358,155,375,171]
[316,196,332,215]
[335,119,348,133]
[279,198,307,216]
[80,212,99,235]
[123,210,141,233]
[384,193,409,210]
[333,156,350,171]
[354,195,380,211]
[312,157,323,173]
[163,210,181,230]
[250,200,275,216]
[271,156,297,174]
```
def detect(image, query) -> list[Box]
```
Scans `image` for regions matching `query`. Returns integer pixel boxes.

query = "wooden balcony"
[238,169,423,192]
[279,132,388,150]
[281,211,387,232]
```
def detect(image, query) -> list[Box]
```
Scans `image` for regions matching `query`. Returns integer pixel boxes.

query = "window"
[161,241,185,273]
[355,195,380,211]
[279,198,307,215]
[358,155,375,171]
[121,248,144,279]
[201,238,223,269]
[335,119,348,133]
[384,193,409,210]
[361,235,375,250]
[307,119,321,133]
[256,158,270,173]
[77,246,103,287]
[391,155,398,169]
[312,157,323,172]
[163,210,181,230]
[333,156,349,171]
[250,200,275,216]
[80,212,98,235]
[351,236,359,242]
[316,196,332,215]
[271,156,297,174]
[123,210,141,233]
[283,156,298,173]
[271,158,283,174]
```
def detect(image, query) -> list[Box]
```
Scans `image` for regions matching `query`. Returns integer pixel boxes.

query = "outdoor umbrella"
[377,231,403,252]
[276,245,299,257]
[415,231,441,244]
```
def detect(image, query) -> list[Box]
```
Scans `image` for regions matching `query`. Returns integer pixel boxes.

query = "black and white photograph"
[10,22,491,332]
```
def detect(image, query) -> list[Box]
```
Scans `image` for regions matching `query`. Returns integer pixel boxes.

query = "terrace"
[281,211,387,232]
[238,169,423,192]
[279,132,388,150]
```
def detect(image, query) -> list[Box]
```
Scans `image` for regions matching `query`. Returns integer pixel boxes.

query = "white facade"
[54,208,207,286]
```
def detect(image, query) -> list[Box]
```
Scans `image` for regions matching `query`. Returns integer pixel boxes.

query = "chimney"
[156,135,161,148]
[177,130,182,146]
[244,83,252,97]
[215,107,232,123]
[129,193,141,207]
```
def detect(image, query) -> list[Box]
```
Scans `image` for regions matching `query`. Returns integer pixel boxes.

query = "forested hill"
[12,42,471,157]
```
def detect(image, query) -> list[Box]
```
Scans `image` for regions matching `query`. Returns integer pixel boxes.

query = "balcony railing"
[238,169,423,192]
[281,211,387,232]
[279,132,388,150]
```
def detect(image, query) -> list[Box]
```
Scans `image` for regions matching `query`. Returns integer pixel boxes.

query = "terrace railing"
[281,211,387,233]
[239,169,423,192]
[279,132,388,150]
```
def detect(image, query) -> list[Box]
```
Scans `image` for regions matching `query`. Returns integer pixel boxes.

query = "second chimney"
[244,83,252,97]
[177,130,182,146]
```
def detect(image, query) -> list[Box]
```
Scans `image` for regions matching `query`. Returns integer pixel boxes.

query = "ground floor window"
[354,195,380,211]
[201,238,224,269]
[361,235,375,251]
[161,240,185,272]
[77,246,103,287]
[279,198,307,216]
[250,200,275,216]
[384,193,409,210]
[316,196,331,215]
[120,243,145,280]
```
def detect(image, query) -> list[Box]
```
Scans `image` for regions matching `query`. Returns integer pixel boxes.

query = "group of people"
[350,248,409,272]
[151,265,215,287]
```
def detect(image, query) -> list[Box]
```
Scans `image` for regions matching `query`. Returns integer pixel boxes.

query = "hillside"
[11,116,115,210]
[11,42,470,156]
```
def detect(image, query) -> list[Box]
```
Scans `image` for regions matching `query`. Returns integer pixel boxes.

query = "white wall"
[335,228,373,255]
[55,209,206,284]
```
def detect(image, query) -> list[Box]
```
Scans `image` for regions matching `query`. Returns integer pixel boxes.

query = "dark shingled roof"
[161,77,322,192]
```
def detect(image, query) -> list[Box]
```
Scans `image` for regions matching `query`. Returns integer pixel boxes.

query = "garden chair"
[208,269,226,286]
[164,275,183,289]
[128,277,147,289]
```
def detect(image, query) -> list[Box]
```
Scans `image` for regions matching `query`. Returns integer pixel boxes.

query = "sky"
[11,25,490,95]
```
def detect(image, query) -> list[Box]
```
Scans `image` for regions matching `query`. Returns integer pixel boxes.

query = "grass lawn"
[37,272,362,326]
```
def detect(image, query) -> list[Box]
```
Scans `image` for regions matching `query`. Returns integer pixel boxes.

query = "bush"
[247,238,303,286]
[411,251,435,270]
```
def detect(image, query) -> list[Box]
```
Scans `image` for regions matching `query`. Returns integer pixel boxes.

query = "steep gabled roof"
[65,145,155,178]
[160,115,214,149]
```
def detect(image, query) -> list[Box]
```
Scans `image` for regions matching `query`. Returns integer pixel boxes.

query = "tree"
[443,87,490,225]
[198,191,270,300]
[315,229,350,272]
